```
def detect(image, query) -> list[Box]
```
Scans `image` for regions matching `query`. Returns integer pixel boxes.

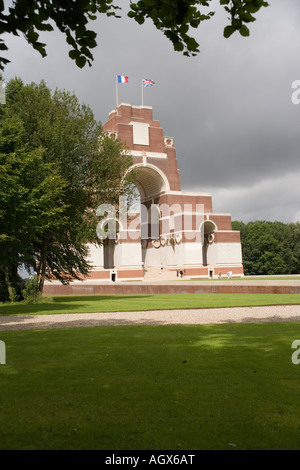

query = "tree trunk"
[38,239,48,294]
[3,266,14,301]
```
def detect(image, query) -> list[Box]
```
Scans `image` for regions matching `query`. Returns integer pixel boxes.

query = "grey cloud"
[2,0,300,222]
[196,170,300,223]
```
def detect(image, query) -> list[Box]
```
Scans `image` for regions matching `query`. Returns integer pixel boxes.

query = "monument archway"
[125,163,170,202]
[43,102,244,289]
[96,103,243,280]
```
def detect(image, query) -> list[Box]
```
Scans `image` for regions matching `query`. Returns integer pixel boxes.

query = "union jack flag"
[143,79,155,87]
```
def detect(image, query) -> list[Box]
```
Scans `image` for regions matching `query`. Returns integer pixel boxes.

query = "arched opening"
[124,164,168,242]
[127,184,141,214]
[148,205,160,240]
[120,163,170,271]
[201,221,216,267]
[125,164,168,263]
[101,219,120,269]
[124,163,169,202]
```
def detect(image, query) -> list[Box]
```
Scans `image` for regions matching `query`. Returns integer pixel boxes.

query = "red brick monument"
[84,103,244,282]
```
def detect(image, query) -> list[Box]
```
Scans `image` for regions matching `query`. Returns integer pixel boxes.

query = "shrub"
[22,277,41,302]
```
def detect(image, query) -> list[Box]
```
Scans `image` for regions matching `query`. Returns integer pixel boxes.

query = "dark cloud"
[2,0,300,222]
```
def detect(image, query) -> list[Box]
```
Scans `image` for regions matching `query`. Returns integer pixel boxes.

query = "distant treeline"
[232,221,300,276]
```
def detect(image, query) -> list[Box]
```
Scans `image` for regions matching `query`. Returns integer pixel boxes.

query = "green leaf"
[232,19,242,29]
[32,41,47,57]
[239,25,250,37]
[27,29,39,44]
[80,46,93,60]
[84,30,97,40]
[240,12,256,23]
[244,4,260,13]
[223,25,235,38]
[135,15,145,25]
[179,24,189,35]
[68,49,78,60]
[186,37,199,52]
[75,56,87,68]
[173,41,184,52]
[35,22,53,32]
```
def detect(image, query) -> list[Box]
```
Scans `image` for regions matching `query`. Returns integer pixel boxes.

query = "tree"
[0,113,67,299]
[232,220,300,275]
[268,221,295,274]
[290,222,300,274]
[241,222,285,275]
[0,0,269,71]
[1,78,133,297]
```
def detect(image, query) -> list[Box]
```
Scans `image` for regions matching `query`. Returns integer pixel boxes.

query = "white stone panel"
[118,242,142,267]
[130,150,167,159]
[130,122,150,145]
[166,244,177,266]
[86,243,104,268]
[213,242,243,265]
[183,243,203,265]
[145,246,161,267]
[170,243,185,267]
[205,242,218,265]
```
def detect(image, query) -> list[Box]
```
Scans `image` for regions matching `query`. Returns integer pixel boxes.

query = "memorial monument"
[85,103,244,281]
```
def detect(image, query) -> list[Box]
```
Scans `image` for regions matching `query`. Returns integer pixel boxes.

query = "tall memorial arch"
[86,103,244,281]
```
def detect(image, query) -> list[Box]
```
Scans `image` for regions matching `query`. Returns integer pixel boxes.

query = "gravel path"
[0,304,299,330]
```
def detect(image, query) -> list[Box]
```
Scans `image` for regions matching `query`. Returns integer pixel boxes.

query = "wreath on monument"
[160,236,166,246]
[175,233,182,244]
[169,237,175,246]
[207,233,215,244]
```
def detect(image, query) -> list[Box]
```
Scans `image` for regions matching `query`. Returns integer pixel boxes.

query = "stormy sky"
[2,0,300,223]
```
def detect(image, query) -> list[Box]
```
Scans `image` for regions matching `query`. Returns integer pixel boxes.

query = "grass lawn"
[0,322,300,450]
[1,293,300,316]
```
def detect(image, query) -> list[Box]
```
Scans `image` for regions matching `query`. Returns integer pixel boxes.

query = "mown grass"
[0,322,300,450]
[0,293,300,316]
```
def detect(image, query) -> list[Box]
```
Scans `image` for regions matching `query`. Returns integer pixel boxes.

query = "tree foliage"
[0,112,67,299]
[232,220,300,275]
[0,0,269,70]
[0,78,133,299]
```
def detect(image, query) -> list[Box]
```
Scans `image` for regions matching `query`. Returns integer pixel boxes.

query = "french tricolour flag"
[117,75,128,83]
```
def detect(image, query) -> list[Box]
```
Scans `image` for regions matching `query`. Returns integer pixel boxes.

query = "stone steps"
[143,266,180,281]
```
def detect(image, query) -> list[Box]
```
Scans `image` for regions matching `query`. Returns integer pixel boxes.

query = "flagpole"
[141,79,143,106]
[116,75,118,109]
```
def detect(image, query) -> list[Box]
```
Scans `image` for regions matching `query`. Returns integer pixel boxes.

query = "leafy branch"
[0,0,269,71]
